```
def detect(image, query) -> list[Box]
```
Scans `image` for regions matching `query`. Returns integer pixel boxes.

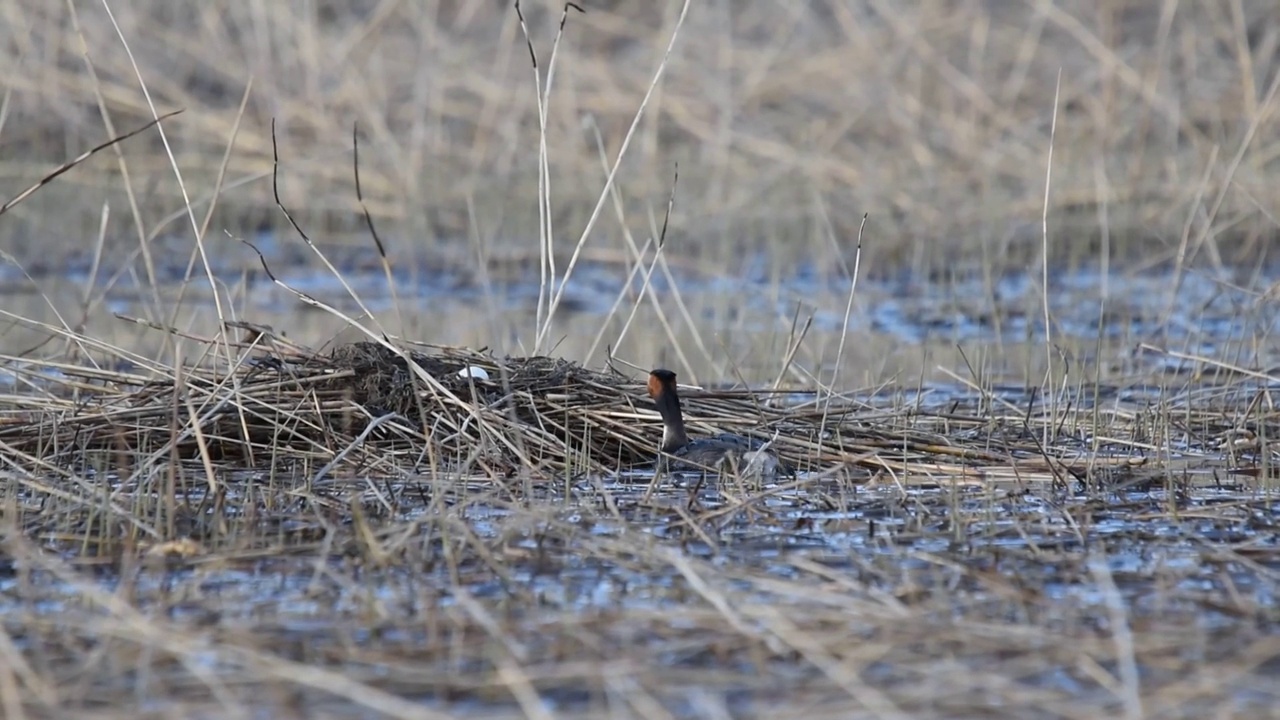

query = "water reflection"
[4,237,1276,384]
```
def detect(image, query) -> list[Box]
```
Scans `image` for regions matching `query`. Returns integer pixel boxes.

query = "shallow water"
[4,251,1280,716]
[4,237,1279,386]
[3,461,1279,718]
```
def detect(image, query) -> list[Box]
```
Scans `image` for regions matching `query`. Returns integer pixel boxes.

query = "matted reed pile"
[0,335,1166,483]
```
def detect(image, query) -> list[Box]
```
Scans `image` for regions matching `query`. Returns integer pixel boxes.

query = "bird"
[646,368,784,477]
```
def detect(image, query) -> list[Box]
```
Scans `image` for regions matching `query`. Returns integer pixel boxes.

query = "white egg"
[457,366,490,381]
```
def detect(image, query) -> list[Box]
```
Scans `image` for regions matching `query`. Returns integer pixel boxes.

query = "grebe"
[646,368,783,476]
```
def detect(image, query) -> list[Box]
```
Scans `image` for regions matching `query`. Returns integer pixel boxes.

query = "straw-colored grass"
[2,2,1280,718]
[1,327,1209,508]
[3,1,1280,279]
[1,323,1278,718]
[4,1,1280,388]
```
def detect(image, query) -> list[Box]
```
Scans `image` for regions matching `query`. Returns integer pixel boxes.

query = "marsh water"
[5,470,1278,716]
[3,250,1280,717]
[5,235,1278,382]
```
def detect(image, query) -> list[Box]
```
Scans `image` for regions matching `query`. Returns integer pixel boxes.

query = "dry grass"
[0,321,1279,717]
[3,2,1280,718]
[4,514,1277,719]
[3,1,1280,279]
[3,1,1280,385]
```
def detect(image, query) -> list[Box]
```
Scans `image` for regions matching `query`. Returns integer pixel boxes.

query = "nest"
[0,341,646,476]
[0,339,1155,482]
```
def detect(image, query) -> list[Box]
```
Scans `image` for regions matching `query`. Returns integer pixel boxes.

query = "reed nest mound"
[0,338,1153,482]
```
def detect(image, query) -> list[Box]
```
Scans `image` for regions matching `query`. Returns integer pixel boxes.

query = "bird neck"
[654,390,690,452]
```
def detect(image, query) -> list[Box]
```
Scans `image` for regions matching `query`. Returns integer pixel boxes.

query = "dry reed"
[2,3,1279,718]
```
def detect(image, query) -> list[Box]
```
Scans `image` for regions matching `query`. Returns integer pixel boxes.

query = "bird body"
[646,368,782,476]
